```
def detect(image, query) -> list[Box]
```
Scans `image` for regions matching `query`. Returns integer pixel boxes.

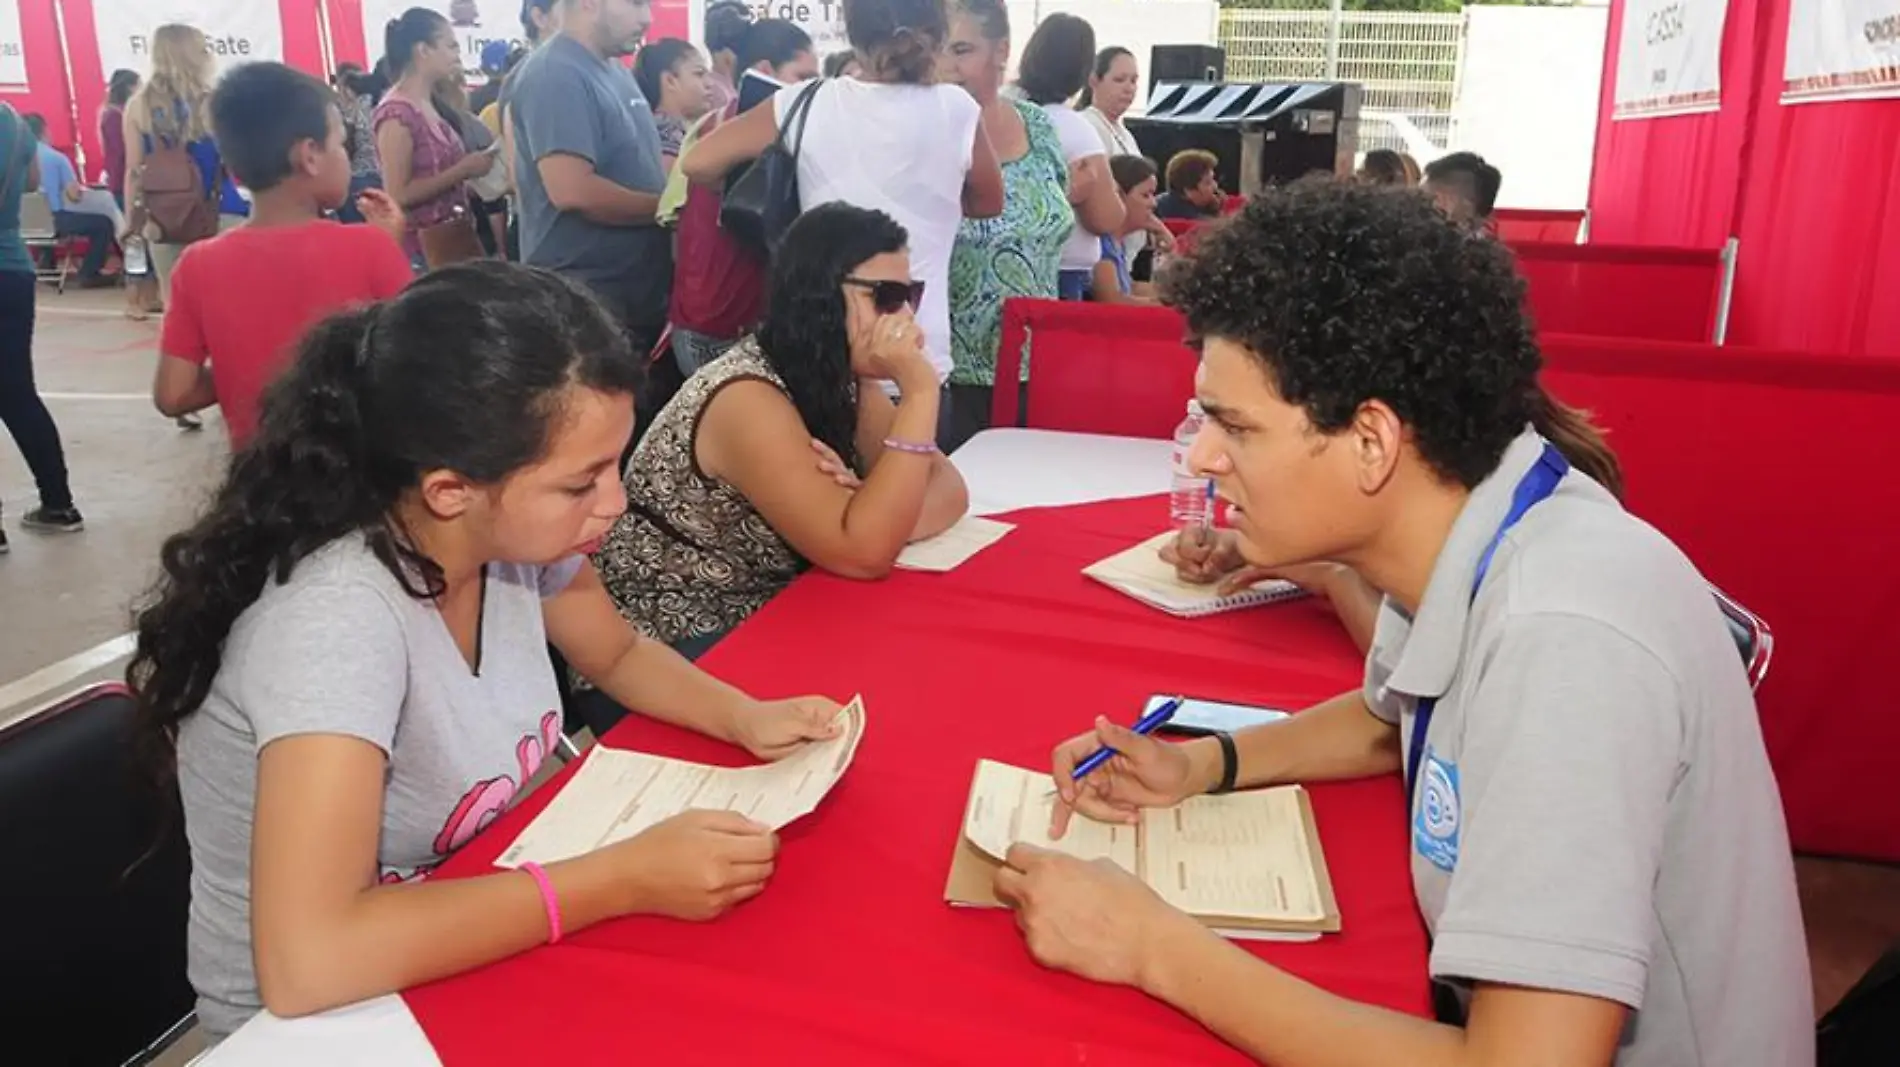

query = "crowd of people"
[0,0,1812,1063]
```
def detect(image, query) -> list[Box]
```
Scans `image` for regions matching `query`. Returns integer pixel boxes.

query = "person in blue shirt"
[22,114,116,287]
[1091,154,1159,305]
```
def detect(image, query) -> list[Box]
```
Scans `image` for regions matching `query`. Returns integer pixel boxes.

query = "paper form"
[497,696,867,868]
[1138,788,1325,922]
[958,761,1323,923]
[962,760,1139,874]
[896,517,1016,572]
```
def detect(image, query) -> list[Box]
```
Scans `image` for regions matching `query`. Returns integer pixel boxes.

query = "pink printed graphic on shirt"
[431,710,563,856]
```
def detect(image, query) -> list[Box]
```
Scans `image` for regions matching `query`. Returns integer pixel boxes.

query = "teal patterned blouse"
[948,99,1073,387]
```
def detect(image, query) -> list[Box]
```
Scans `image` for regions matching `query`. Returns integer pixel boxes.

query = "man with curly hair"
[994,179,1812,1067]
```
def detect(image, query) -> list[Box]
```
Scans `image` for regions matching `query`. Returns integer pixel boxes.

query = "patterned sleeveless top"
[594,341,809,645]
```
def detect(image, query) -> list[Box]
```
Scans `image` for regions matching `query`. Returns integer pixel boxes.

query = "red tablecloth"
[404,496,1431,1065]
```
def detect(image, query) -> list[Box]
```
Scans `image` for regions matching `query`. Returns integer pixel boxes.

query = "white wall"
[1454,5,1608,210]
[1005,0,1221,113]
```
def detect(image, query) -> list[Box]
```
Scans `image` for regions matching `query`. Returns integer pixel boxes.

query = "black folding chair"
[0,682,195,1066]
[1819,940,1900,1066]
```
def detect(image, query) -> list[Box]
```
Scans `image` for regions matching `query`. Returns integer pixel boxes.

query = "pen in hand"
[1070,697,1183,781]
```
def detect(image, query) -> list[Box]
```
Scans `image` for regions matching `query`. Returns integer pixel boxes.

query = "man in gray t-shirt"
[509,0,671,343]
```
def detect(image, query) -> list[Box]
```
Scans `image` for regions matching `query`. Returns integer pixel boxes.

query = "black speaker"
[1128,82,1363,196]
[1150,44,1225,85]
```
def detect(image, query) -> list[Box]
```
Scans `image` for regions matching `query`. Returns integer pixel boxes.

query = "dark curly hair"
[1014,13,1094,105]
[756,203,910,476]
[1162,177,1619,491]
[127,262,637,780]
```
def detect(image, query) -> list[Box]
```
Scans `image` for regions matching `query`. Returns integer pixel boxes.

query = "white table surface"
[197,427,1171,1067]
[954,428,1173,517]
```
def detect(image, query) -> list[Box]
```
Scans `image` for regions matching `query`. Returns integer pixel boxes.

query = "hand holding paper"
[947,759,1339,938]
[731,695,845,760]
[499,696,867,869]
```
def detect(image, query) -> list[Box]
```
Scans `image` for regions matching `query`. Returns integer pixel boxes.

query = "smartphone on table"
[1149,695,1290,736]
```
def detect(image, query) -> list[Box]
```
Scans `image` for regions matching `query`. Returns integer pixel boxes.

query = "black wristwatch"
[1210,730,1239,794]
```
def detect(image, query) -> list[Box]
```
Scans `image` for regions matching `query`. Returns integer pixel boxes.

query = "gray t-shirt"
[1363,428,1812,1066]
[509,34,672,333]
[176,535,582,1040]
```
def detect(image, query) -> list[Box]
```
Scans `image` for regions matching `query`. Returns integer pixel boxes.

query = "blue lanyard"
[1404,443,1570,805]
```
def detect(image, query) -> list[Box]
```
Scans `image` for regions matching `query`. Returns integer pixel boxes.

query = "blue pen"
[1070,696,1184,780]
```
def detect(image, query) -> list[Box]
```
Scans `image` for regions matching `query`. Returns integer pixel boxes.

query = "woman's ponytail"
[1529,384,1625,501]
[385,8,447,78]
[129,308,402,782]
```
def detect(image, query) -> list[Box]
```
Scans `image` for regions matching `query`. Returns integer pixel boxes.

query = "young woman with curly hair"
[129,261,843,1042]
[993,179,1811,1067]
[587,203,969,728]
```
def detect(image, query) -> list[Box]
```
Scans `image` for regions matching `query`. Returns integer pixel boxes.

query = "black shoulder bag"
[719,79,824,256]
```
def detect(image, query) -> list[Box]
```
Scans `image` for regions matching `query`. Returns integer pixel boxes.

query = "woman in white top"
[1013,13,1123,301]
[1075,46,1170,272]
[1078,46,1141,156]
[687,0,1005,400]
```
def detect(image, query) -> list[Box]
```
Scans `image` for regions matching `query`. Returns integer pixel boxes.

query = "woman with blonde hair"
[122,24,249,305]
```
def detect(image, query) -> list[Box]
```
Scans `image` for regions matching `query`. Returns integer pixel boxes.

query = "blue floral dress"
[948,100,1073,386]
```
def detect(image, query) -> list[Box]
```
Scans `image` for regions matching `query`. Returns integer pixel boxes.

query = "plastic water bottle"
[1169,400,1213,528]
[122,236,148,278]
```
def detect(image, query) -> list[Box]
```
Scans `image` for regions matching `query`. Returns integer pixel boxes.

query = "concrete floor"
[0,286,228,704]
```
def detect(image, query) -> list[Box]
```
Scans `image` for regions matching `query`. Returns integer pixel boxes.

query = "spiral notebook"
[1083,532,1307,618]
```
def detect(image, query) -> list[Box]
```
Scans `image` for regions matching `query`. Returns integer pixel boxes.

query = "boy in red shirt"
[154,63,413,448]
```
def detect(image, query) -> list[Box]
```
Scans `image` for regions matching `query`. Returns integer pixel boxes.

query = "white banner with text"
[359,0,530,82]
[0,0,26,90]
[91,0,282,81]
[1784,0,1900,103]
[1612,0,1728,119]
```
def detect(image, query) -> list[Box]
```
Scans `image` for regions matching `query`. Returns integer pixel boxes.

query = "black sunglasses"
[844,277,926,315]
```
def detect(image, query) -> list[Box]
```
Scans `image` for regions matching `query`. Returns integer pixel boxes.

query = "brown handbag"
[416,205,483,269]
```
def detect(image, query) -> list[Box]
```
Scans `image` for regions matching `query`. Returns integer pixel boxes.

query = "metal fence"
[1218,9,1465,156]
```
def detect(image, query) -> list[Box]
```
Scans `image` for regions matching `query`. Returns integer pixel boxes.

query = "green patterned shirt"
[948,99,1073,386]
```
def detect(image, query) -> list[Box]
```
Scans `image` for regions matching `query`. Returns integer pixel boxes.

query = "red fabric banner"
[1543,334,1900,861]
[1725,0,1900,356]
[0,0,77,154]
[403,496,1434,1065]
[1586,0,1764,248]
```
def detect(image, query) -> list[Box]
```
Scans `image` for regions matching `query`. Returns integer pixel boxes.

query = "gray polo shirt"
[509,34,672,333]
[1363,428,1812,1066]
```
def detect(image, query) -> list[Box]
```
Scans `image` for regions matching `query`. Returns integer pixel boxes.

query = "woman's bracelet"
[881,437,939,456]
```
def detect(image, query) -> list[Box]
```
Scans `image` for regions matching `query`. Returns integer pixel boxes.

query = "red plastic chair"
[1491,208,1586,244]
[1510,242,1727,343]
[991,298,1197,439]
[1161,217,1206,254]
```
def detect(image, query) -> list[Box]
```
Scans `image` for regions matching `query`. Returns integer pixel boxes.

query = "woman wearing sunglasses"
[583,203,969,732]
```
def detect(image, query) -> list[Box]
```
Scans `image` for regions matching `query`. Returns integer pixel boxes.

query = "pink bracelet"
[882,437,939,455]
[520,861,563,944]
